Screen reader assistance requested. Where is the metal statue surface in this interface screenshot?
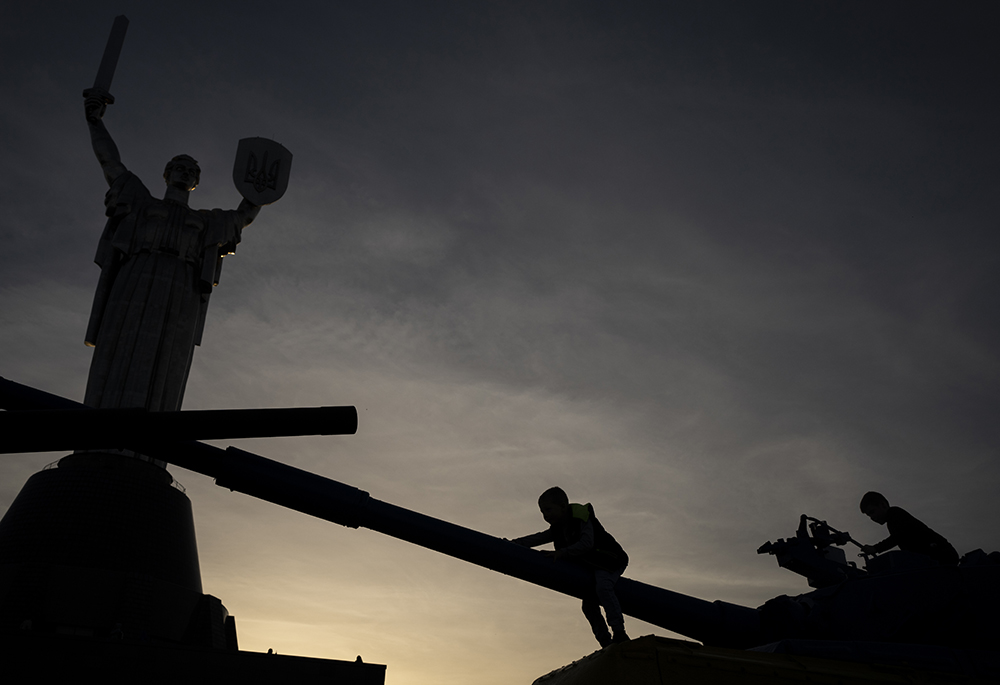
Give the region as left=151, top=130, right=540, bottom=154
left=81, top=18, right=289, bottom=416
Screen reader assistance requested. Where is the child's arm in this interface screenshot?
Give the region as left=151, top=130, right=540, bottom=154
left=862, top=535, right=895, bottom=556
left=511, top=530, right=554, bottom=548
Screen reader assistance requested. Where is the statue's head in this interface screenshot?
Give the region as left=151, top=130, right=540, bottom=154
left=164, top=154, right=201, bottom=191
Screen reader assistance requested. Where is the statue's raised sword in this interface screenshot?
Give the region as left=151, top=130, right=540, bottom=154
left=83, top=14, right=129, bottom=104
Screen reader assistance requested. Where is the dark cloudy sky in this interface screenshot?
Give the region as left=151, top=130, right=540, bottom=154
left=2, top=2, right=999, bottom=683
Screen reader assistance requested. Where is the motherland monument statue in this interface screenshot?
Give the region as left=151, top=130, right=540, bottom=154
left=0, top=16, right=298, bottom=652
left=81, top=16, right=291, bottom=431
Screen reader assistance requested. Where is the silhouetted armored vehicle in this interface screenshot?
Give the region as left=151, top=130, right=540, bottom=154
left=3, top=376, right=999, bottom=683
left=535, top=516, right=1000, bottom=683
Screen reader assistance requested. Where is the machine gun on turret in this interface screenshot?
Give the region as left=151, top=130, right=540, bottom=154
left=757, top=514, right=868, bottom=589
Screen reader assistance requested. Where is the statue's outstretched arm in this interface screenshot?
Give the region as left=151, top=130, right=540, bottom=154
left=236, top=198, right=261, bottom=227
left=83, top=90, right=126, bottom=186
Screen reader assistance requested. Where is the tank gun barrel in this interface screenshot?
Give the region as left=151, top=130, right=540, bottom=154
left=0, top=376, right=761, bottom=648
left=0, top=405, right=358, bottom=453
left=214, top=447, right=761, bottom=648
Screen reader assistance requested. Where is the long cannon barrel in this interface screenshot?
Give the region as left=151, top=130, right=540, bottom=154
left=213, top=446, right=762, bottom=648
left=0, top=376, right=762, bottom=648
left=0, top=406, right=358, bottom=453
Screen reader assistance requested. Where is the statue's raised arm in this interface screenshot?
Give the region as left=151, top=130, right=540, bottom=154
left=83, top=89, right=126, bottom=186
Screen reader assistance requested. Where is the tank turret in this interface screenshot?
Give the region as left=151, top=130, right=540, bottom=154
left=757, top=513, right=1000, bottom=651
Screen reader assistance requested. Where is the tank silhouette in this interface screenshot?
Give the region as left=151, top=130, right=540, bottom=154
left=755, top=515, right=1000, bottom=651
left=3, top=376, right=999, bottom=680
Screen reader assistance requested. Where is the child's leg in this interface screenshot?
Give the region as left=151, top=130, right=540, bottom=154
left=581, top=597, right=611, bottom=647
left=594, top=567, right=627, bottom=640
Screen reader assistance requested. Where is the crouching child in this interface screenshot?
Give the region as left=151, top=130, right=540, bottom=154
left=512, top=486, right=629, bottom=648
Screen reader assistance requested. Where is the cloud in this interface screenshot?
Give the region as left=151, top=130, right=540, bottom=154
left=2, top=5, right=999, bottom=684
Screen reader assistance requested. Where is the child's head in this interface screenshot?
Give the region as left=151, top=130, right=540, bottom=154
left=538, top=486, right=570, bottom=525
left=860, top=491, right=890, bottom=524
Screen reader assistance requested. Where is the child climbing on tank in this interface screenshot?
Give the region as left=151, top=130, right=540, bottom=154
left=511, top=486, right=630, bottom=648
left=859, top=491, right=959, bottom=565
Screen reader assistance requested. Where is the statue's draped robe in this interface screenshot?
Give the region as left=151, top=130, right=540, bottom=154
left=84, top=171, right=245, bottom=412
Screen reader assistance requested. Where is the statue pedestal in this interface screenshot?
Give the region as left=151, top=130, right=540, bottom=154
left=0, top=452, right=229, bottom=647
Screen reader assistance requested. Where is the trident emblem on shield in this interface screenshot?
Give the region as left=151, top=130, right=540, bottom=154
left=245, top=151, right=280, bottom=194
left=233, top=137, right=293, bottom=205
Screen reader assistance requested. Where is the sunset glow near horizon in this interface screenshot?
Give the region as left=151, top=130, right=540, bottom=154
left=2, top=3, right=999, bottom=684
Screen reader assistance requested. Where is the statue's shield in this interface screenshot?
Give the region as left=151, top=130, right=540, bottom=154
left=233, top=137, right=292, bottom=205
